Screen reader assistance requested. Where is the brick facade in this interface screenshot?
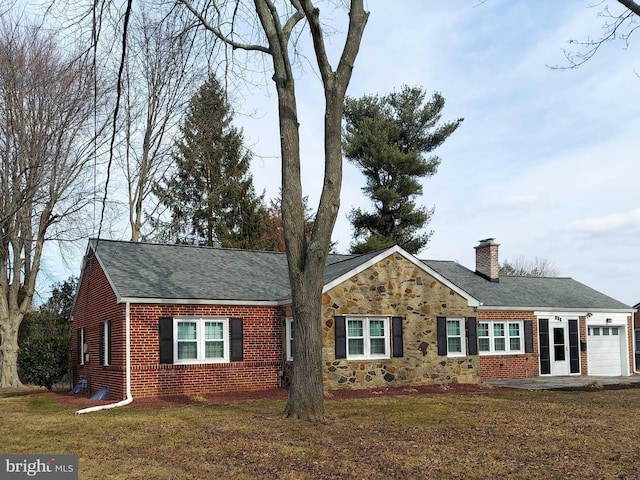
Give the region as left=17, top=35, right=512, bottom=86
left=128, top=304, right=282, bottom=398
left=477, top=311, right=539, bottom=380
left=72, top=252, right=126, bottom=399
left=72, top=252, right=283, bottom=400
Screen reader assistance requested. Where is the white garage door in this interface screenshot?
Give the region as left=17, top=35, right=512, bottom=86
left=587, top=326, right=622, bottom=376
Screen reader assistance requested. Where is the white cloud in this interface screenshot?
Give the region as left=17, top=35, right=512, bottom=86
left=567, top=209, right=640, bottom=234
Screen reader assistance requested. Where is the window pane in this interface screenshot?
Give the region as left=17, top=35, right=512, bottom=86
left=205, top=322, right=223, bottom=340
left=178, top=342, right=197, bottom=359
left=370, top=338, right=386, bottom=355
left=348, top=320, right=363, bottom=337
left=348, top=338, right=364, bottom=355
left=447, top=320, right=460, bottom=336
left=593, top=328, right=600, bottom=336
left=510, top=338, right=521, bottom=351
left=479, top=338, right=490, bottom=352
left=205, top=341, right=224, bottom=358
left=494, top=338, right=506, bottom=351
left=448, top=337, right=462, bottom=353
left=493, top=323, right=505, bottom=337
left=177, top=322, right=197, bottom=340
left=369, top=320, right=385, bottom=337
left=612, top=327, right=619, bottom=336
left=478, top=323, right=489, bottom=336
left=603, top=327, right=610, bottom=336
left=509, top=323, right=520, bottom=337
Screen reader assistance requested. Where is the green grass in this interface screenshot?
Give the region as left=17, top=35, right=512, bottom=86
left=1, top=389, right=640, bottom=479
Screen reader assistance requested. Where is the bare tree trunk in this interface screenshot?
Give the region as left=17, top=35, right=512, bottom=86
left=252, top=0, right=367, bottom=420
left=170, top=0, right=367, bottom=420
left=0, top=315, right=23, bottom=387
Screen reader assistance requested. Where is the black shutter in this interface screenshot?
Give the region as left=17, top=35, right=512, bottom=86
left=392, top=316, right=404, bottom=357
left=230, top=318, right=243, bottom=361
left=99, top=322, right=105, bottom=366
left=159, top=317, right=174, bottom=364
left=106, top=320, right=112, bottom=366
left=466, top=317, right=478, bottom=355
left=539, top=319, right=550, bottom=374
left=524, top=320, right=534, bottom=353
left=437, top=316, right=447, bottom=356
left=334, top=316, right=346, bottom=359
left=569, top=319, right=580, bottom=374
left=77, top=328, right=82, bottom=364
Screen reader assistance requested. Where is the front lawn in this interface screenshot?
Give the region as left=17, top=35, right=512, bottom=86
left=1, top=387, right=639, bottom=479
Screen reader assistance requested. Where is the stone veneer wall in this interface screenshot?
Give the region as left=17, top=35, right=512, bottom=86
left=320, top=253, right=480, bottom=389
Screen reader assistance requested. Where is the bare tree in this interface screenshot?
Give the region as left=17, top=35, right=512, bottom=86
left=119, top=6, right=204, bottom=242
left=500, top=256, right=559, bottom=277
left=559, top=0, right=640, bottom=68
left=0, top=19, right=102, bottom=387
left=174, top=0, right=368, bottom=420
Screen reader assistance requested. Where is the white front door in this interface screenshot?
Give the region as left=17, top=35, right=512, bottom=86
left=550, top=321, right=570, bottom=376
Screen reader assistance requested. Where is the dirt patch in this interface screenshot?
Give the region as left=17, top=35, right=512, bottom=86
left=52, top=382, right=496, bottom=409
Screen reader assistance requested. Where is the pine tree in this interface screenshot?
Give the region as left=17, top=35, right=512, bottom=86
left=343, top=85, right=462, bottom=254
left=153, top=75, right=272, bottom=249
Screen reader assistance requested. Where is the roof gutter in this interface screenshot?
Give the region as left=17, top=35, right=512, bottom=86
left=76, top=301, right=133, bottom=414
left=477, top=306, right=635, bottom=314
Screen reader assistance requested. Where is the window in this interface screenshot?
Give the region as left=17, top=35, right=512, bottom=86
left=174, top=318, right=229, bottom=364
left=345, top=316, right=390, bottom=360
left=100, top=320, right=111, bottom=366
left=635, top=330, right=640, bottom=352
left=477, top=321, right=524, bottom=355
left=285, top=318, right=294, bottom=361
left=446, top=319, right=464, bottom=355
left=78, top=327, right=88, bottom=365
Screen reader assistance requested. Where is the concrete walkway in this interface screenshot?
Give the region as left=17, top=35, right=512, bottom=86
left=486, top=375, right=640, bottom=391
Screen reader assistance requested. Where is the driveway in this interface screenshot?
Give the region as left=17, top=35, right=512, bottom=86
left=486, top=375, right=640, bottom=390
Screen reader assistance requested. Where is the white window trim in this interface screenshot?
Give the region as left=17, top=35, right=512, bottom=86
left=446, top=318, right=466, bottom=358
left=478, top=320, right=524, bottom=355
left=285, top=318, right=294, bottom=362
left=173, top=317, right=230, bottom=365
left=346, top=316, right=391, bottom=360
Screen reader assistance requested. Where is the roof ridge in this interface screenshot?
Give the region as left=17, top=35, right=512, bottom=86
left=92, top=238, right=289, bottom=256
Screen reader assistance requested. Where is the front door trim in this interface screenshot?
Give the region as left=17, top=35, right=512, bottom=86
left=538, top=317, right=580, bottom=376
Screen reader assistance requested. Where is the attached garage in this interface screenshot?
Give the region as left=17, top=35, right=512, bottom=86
left=587, top=325, right=624, bottom=376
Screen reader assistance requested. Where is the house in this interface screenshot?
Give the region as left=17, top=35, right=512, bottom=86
left=71, top=238, right=634, bottom=400
left=425, top=239, right=634, bottom=380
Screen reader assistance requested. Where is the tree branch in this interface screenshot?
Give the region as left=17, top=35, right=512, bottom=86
left=178, top=0, right=272, bottom=53
left=618, top=0, right=640, bottom=17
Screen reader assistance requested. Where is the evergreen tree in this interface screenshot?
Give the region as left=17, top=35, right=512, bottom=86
left=343, top=85, right=462, bottom=254
left=153, top=74, right=271, bottom=249
left=19, top=277, right=77, bottom=345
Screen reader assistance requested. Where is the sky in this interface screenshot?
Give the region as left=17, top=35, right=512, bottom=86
left=40, top=0, right=640, bottom=306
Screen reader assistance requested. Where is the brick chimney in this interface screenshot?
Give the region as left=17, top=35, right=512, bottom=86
left=475, top=238, right=500, bottom=282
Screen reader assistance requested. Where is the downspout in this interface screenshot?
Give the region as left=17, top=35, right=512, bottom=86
left=76, top=302, right=133, bottom=414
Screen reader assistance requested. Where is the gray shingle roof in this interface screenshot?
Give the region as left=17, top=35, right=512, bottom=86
left=90, top=239, right=374, bottom=303
left=88, top=239, right=631, bottom=311
left=423, top=259, right=631, bottom=311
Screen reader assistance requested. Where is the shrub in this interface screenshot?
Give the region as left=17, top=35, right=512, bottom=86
left=18, top=335, right=70, bottom=390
